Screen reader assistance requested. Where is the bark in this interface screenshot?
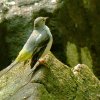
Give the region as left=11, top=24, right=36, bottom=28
left=0, top=52, right=99, bottom=100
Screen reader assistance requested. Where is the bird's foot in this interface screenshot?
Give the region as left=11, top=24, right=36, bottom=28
left=27, top=58, right=46, bottom=77
left=27, top=61, right=40, bottom=76
left=38, top=58, right=45, bottom=64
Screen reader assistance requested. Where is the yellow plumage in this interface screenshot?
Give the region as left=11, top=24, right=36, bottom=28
left=15, top=49, right=32, bottom=62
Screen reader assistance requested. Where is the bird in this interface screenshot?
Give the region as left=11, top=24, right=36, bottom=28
left=0, top=17, right=53, bottom=77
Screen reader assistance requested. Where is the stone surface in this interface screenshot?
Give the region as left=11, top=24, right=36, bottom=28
left=0, top=52, right=99, bottom=100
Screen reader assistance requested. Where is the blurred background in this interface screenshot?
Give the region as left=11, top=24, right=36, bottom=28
left=0, top=0, right=100, bottom=79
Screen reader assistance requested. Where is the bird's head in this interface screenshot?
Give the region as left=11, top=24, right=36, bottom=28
left=34, top=17, right=48, bottom=29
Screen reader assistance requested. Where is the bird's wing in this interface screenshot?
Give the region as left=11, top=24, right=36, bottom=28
left=30, top=30, right=50, bottom=67
left=15, top=30, right=50, bottom=62
left=32, top=30, right=50, bottom=55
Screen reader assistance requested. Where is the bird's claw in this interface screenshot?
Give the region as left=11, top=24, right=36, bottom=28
left=38, top=58, right=45, bottom=64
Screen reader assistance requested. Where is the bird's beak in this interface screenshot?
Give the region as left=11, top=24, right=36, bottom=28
left=44, top=17, right=49, bottom=20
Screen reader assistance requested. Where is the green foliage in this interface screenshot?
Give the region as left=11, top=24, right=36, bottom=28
left=66, top=42, right=79, bottom=67
left=81, top=47, right=93, bottom=69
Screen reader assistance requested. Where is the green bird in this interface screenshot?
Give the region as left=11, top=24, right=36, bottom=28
left=0, top=17, right=53, bottom=77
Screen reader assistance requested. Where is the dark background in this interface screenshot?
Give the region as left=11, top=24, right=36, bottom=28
left=0, top=0, right=100, bottom=79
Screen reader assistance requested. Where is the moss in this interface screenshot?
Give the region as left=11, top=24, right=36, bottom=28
left=39, top=85, right=54, bottom=100
left=0, top=52, right=100, bottom=99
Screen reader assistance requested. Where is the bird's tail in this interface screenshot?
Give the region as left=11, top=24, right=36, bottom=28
left=0, top=61, right=18, bottom=78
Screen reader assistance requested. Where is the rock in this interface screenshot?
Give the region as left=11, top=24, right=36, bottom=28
left=0, top=52, right=99, bottom=100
